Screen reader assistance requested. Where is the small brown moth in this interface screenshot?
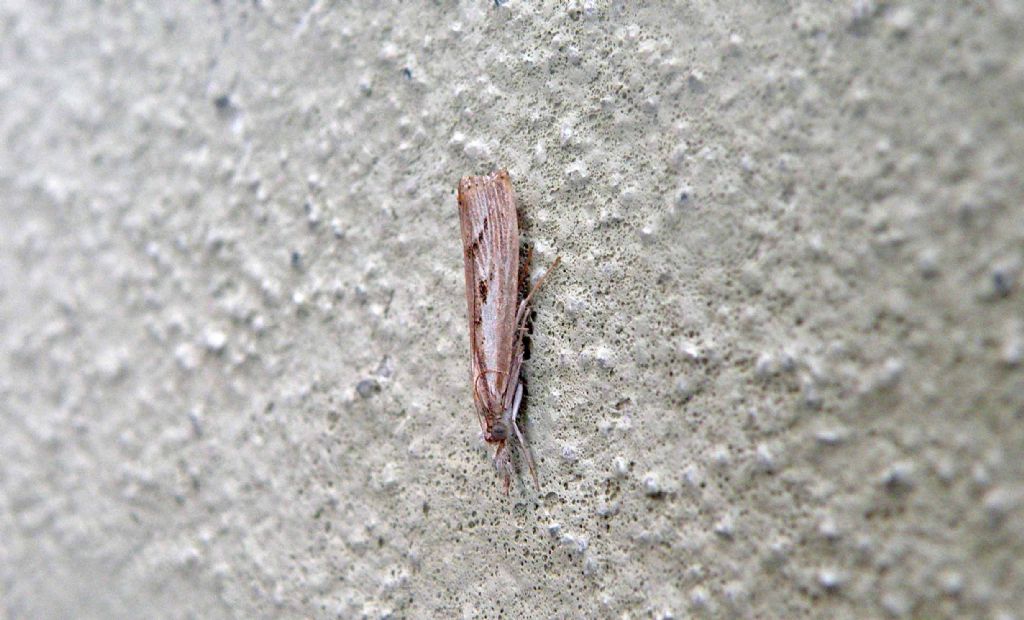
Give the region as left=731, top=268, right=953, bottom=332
left=457, top=169, right=560, bottom=494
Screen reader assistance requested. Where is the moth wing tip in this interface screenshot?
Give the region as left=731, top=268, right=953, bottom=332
left=456, top=177, right=475, bottom=206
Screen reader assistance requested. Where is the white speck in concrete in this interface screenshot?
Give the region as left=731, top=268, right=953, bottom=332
left=642, top=472, right=663, bottom=497
left=938, top=569, right=964, bottom=596
left=675, top=376, right=697, bottom=400
left=917, top=247, right=940, bottom=278
left=982, top=486, right=1022, bottom=527
left=174, top=342, right=200, bottom=370
left=533, top=140, right=547, bottom=164
left=887, top=7, right=916, bottom=35
left=463, top=139, right=491, bottom=161
left=754, top=352, right=777, bottom=378
left=815, top=427, right=849, bottom=446
left=559, top=123, right=573, bottom=145
left=880, top=461, right=916, bottom=493
left=681, top=463, right=704, bottom=490
left=1000, top=321, right=1023, bottom=366
left=880, top=590, right=912, bottom=617
left=710, top=445, right=731, bottom=469
left=875, top=357, right=905, bottom=390
left=689, top=586, right=710, bottom=610
left=713, top=513, right=735, bottom=539
left=565, top=160, right=589, bottom=186
left=851, top=0, right=876, bottom=24
left=817, top=567, right=845, bottom=592
left=753, top=444, right=776, bottom=473
left=203, top=328, right=227, bottom=353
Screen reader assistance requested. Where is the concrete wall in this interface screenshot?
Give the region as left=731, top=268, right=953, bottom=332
left=2, top=1, right=1022, bottom=618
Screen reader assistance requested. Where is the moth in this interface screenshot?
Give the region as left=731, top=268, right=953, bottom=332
left=457, top=169, right=560, bottom=494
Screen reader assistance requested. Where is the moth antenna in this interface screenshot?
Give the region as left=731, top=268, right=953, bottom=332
left=493, top=443, right=513, bottom=496
left=503, top=472, right=511, bottom=496
left=505, top=383, right=539, bottom=490
left=513, top=420, right=539, bottom=490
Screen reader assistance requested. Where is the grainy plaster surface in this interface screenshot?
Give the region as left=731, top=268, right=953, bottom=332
left=2, top=1, right=1023, bottom=618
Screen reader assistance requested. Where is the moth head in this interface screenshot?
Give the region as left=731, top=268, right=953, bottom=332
left=487, top=422, right=507, bottom=442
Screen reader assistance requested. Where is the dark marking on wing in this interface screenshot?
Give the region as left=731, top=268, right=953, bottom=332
left=475, top=216, right=489, bottom=247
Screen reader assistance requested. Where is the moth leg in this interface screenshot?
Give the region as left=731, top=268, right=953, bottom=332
left=507, top=382, right=539, bottom=490
left=514, top=256, right=562, bottom=331
left=509, top=255, right=561, bottom=393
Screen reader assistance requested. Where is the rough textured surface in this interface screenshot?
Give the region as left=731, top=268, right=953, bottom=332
left=2, top=1, right=1023, bottom=618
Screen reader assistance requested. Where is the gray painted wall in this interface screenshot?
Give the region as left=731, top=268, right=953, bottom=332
left=2, top=1, right=1022, bottom=618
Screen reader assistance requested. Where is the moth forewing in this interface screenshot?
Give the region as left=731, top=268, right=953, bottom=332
left=457, top=171, right=519, bottom=414
left=456, top=169, right=557, bottom=493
